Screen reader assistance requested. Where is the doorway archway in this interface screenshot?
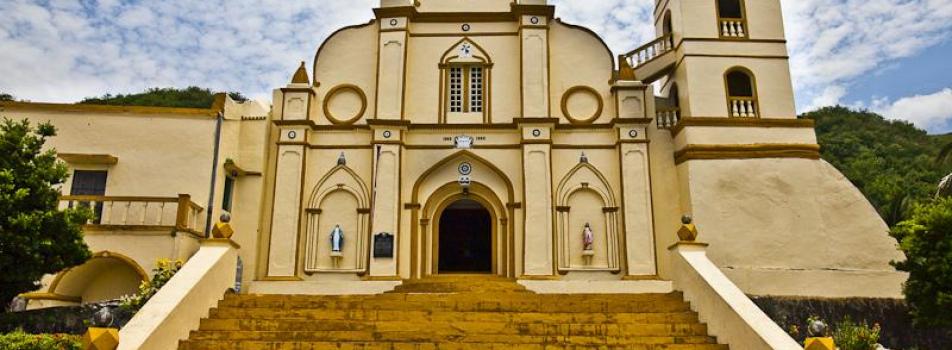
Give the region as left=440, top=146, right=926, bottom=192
left=436, top=199, right=493, bottom=273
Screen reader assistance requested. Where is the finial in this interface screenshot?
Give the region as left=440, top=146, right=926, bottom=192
left=677, top=214, right=698, bottom=242
left=220, top=212, right=232, bottom=223
left=580, top=152, right=589, bottom=163
left=291, top=61, right=310, bottom=85
left=337, top=152, right=347, bottom=166
left=618, top=55, right=636, bottom=81
left=681, top=215, right=692, bottom=225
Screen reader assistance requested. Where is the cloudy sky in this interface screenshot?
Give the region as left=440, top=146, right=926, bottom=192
left=1, top=0, right=951, bottom=132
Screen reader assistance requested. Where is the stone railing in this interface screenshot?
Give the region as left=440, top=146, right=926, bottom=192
left=622, top=34, right=675, bottom=70
left=720, top=18, right=747, bottom=38
left=118, top=239, right=239, bottom=350
left=657, top=107, right=681, bottom=130
left=59, top=194, right=205, bottom=236
left=728, top=97, right=759, bottom=118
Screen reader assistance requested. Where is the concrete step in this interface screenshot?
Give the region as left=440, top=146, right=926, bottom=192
left=215, top=298, right=691, bottom=313
left=187, top=330, right=718, bottom=344
left=197, top=318, right=710, bottom=337
left=179, top=340, right=730, bottom=350
left=207, top=308, right=703, bottom=324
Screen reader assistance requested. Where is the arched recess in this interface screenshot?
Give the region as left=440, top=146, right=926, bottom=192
left=555, top=162, right=621, bottom=272
left=724, top=66, right=759, bottom=118
left=410, top=150, right=516, bottom=279
left=439, top=38, right=493, bottom=124
left=48, top=251, right=148, bottom=303
left=302, top=164, right=371, bottom=273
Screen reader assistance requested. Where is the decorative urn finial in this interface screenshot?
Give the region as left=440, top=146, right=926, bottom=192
left=677, top=215, right=699, bottom=242
left=291, top=61, right=310, bottom=85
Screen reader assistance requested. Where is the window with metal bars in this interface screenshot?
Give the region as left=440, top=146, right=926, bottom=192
left=469, top=67, right=483, bottom=113
left=449, top=67, right=463, bottom=112
left=447, top=65, right=485, bottom=114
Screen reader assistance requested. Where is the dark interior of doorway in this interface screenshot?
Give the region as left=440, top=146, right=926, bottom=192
left=438, top=199, right=492, bottom=273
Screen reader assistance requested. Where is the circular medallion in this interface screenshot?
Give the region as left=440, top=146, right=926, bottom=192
left=287, top=131, right=297, bottom=140
left=461, top=24, right=471, bottom=32
left=560, top=86, right=604, bottom=125
left=323, top=84, right=368, bottom=125
left=383, top=130, right=392, bottom=139
left=389, top=19, right=398, bottom=26
left=532, top=129, right=542, bottom=137
left=628, top=130, right=639, bottom=138
left=458, top=162, right=472, bottom=175
left=530, top=16, right=540, bottom=24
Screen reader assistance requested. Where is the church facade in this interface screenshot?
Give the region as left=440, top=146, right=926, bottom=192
left=7, top=0, right=907, bottom=310
left=256, top=0, right=905, bottom=297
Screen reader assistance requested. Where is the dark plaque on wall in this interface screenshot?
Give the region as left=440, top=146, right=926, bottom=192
left=373, top=232, right=394, bottom=258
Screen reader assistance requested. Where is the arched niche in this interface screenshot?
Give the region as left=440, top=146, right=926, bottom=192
left=302, top=164, right=371, bottom=274
left=48, top=251, right=148, bottom=303
left=555, top=162, right=621, bottom=272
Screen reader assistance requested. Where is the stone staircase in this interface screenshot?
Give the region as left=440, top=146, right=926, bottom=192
left=179, top=276, right=729, bottom=350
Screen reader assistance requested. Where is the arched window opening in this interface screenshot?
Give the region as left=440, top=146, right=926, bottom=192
left=657, top=84, right=681, bottom=130
left=725, top=69, right=759, bottom=118
left=662, top=11, right=675, bottom=47
left=716, top=0, right=747, bottom=38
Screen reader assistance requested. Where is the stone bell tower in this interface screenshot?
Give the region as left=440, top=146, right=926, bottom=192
left=644, top=0, right=796, bottom=119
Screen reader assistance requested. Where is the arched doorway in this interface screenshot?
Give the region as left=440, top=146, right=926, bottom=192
left=436, top=199, right=493, bottom=273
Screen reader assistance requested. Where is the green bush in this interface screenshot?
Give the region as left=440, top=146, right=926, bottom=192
left=0, top=330, right=81, bottom=350
left=832, top=317, right=882, bottom=350
left=119, top=259, right=183, bottom=312
left=891, top=197, right=952, bottom=328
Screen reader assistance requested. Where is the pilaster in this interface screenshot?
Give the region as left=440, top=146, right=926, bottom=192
left=518, top=118, right=556, bottom=276
left=266, top=126, right=308, bottom=279
left=368, top=121, right=407, bottom=277
left=375, top=13, right=409, bottom=120
left=519, top=13, right=550, bottom=118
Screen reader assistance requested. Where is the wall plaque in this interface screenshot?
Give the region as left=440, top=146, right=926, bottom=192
left=373, top=232, right=394, bottom=258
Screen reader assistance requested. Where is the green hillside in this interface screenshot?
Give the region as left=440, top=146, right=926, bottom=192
left=801, top=106, right=952, bottom=225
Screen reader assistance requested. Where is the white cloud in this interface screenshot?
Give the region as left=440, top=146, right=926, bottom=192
left=871, top=88, right=952, bottom=131
left=781, top=0, right=952, bottom=110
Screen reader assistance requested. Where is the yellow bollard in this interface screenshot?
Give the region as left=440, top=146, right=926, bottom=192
left=82, top=327, right=119, bottom=350
left=804, top=337, right=835, bottom=350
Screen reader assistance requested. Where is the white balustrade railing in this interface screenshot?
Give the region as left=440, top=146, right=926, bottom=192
left=59, top=194, right=205, bottom=234
left=720, top=19, right=747, bottom=38
left=728, top=97, right=758, bottom=118
left=657, top=107, right=681, bottom=130
left=622, top=34, right=674, bottom=70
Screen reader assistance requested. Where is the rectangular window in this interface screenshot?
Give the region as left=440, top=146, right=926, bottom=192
left=469, top=67, right=483, bottom=113
left=70, top=170, right=108, bottom=224
left=222, top=176, right=236, bottom=212
left=449, top=67, right=463, bottom=113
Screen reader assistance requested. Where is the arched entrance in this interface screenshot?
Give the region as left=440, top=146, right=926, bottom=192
left=437, top=199, right=493, bottom=273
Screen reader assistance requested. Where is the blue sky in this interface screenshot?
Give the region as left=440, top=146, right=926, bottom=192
left=1, top=0, right=950, bottom=132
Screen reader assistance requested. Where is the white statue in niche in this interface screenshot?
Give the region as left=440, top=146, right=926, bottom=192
left=330, top=225, right=344, bottom=253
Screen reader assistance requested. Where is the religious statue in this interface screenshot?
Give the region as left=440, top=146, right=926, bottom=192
left=582, top=223, right=594, bottom=251
left=329, top=225, right=344, bottom=253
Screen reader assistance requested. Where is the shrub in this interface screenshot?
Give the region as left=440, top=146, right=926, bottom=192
left=119, top=259, right=183, bottom=312
left=833, top=317, right=882, bottom=350
left=0, top=330, right=81, bottom=350
left=890, top=197, right=952, bottom=328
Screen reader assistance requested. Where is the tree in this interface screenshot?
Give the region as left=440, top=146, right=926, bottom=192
left=0, top=93, right=13, bottom=102
left=79, top=87, right=246, bottom=108
left=0, top=118, right=91, bottom=308
left=890, top=197, right=952, bottom=327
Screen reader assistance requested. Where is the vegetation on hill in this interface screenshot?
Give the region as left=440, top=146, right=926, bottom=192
left=0, top=93, right=13, bottom=102
left=891, top=197, right=952, bottom=328
left=801, top=106, right=952, bottom=225
left=79, top=86, right=247, bottom=108
left=0, top=118, right=92, bottom=308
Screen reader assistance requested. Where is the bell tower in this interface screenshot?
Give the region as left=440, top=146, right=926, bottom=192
left=643, top=0, right=796, bottom=120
